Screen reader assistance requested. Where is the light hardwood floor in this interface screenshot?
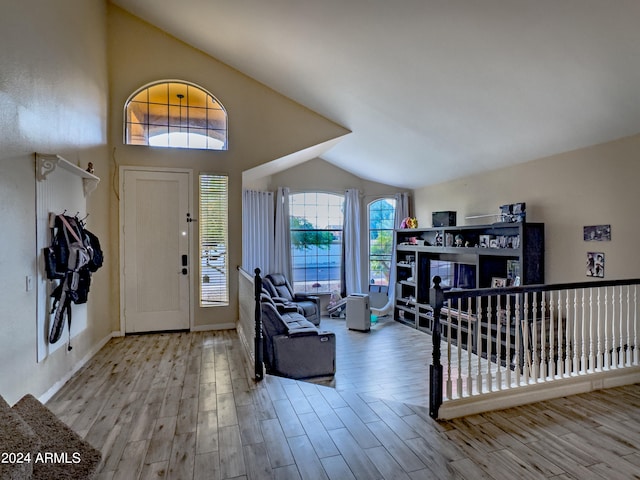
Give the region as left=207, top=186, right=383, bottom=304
left=47, top=316, right=640, bottom=479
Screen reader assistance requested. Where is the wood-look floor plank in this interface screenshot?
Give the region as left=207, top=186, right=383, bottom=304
left=261, top=417, right=295, bottom=468
left=297, top=411, right=340, bottom=459
left=328, top=427, right=384, bottom=479
left=218, top=425, right=247, bottom=478
left=320, top=455, right=356, bottom=480
left=287, top=434, right=329, bottom=480
left=167, top=432, right=196, bottom=480
left=364, top=445, right=413, bottom=480
left=43, top=318, right=639, bottom=480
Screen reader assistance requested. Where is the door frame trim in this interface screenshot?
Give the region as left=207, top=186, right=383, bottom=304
left=118, top=166, right=194, bottom=335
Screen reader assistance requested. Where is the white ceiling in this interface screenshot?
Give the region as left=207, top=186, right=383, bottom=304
left=112, top=0, right=640, bottom=189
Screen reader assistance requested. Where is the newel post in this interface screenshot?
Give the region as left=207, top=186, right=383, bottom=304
left=429, top=275, right=444, bottom=418
left=254, top=268, right=264, bottom=380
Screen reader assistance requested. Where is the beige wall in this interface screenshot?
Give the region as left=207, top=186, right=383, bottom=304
left=0, top=0, right=110, bottom=404
left=107, top=6, right=348, bottom=328
left=413, top=134, right=640, bottom=283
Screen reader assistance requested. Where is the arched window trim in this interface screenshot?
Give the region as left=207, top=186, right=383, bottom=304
left=123, top=79, right=228, bottom=151
left=367, top=197, right=396, bottom=287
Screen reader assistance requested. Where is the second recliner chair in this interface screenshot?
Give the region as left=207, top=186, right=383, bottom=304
left=263, top=273, right=320, bottom=326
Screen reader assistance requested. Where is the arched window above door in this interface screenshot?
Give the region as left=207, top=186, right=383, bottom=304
left=124, top=80, right=228, bottom=150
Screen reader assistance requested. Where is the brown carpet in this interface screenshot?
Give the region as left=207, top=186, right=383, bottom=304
left=0, top=395, right=40, bottom=479
left=11, top=394, right=102, bottom=480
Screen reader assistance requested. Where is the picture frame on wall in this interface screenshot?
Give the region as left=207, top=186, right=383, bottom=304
left=586, top=252, right=605, bottom=278
left=584, top=225, right=611, bottom=241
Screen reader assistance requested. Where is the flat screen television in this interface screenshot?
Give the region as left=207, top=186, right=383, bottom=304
left=430, top=259, right=476, bottom=290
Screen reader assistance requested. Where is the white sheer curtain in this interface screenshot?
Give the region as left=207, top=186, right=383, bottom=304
left=241, top=189, right=274, bottom=274
left=273, top=187, right=292, bottom=279
left=388, top=192, right=410, bottom=304
left=343, top=188, right=363, bottom=295
left=373, top=192, right=410, bottom=315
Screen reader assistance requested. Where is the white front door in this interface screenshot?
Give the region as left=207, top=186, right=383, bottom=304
left=121, top=168, right=192, bottom=333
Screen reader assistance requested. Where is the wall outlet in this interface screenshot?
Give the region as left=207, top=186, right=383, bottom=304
left=26, top=275, right=33, bottom=292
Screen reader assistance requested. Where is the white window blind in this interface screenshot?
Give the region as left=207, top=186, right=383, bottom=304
left=199, top=174, right=229, bottom=306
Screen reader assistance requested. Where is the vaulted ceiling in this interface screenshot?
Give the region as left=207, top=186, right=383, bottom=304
left=111, top=0, right=640, bottom=189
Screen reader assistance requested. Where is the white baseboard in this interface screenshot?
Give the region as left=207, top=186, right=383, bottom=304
left=191, top=323, right=237, bottom=332
left=38, top=331, right=118, bottom=404
left=437, top=366, right=640, bottom=420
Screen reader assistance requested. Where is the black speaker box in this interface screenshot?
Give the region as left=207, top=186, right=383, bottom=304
left=432, top=211, right=457, bottom=227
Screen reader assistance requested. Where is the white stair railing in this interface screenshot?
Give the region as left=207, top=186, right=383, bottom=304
left=429, top=278, right=640, bottom=419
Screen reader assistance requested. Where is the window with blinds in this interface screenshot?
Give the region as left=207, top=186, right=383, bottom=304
left=199, top=174, right=229, bottom=306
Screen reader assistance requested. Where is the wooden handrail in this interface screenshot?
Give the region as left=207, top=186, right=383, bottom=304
left=441, top=278, right=640, bottom=302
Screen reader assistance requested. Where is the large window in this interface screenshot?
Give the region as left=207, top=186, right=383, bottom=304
left=368, top=198, right=396, bottom=286
left=125, top=80, right=227, bottom=150
left=289, top=192, right=344, bottom=294
left=199, top=174, right=229, bottom=306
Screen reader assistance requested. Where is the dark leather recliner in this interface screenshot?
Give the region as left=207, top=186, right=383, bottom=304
left=264, top=273, right=320, bottom=326
left=260, top=297, right=335, bottom=379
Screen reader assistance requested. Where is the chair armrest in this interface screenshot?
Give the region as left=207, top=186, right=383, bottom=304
left=294, top=293, right=319, bottom=304
left=288, top=327, right=319, bottom=337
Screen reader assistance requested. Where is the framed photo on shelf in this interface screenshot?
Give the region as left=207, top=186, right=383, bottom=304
left=491, top=277, right=507, bottom=288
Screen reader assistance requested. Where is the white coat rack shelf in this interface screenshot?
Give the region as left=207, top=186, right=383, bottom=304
left=36, top=153, right=100, bottom=196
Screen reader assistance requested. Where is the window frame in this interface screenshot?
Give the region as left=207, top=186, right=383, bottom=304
left=367, top=197, right=396, bottom=287
left=199, top=173, right=229, bottom=307
left=289, top=191, right=344, bottom=294
left=124, top=79, right=228, bottom=151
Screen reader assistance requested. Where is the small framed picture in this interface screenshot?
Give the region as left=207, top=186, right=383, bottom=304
left=587, top=252, right=605, bottom=278
left=479, top=235, right=491, bottom=248
left=584, top=225, right=611, bottom=241
left=491, top=277, right=507, bottom=288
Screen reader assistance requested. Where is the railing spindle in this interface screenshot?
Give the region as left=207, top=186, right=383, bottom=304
left=523, top=292, right=530, bottom=383
left=514, top=293, right=521, bottom=386
left=634, top=285, right=639, bottom=366
left=487, top=297, right=493, bottom=391
left=532, top=291, right=539, bottom=381
left=597, top=287, right=603, bottom=371
left=456, top=298, right=463, bottom=398
left=564, top=290, right=571, bottom=376
left=446, top=303, right=453, bottom=399
left=573, top=288, right=586, bottom=375
left=476, top=296, right=483, bottom=394
left=505, top=295, right=512, bottom=387
left=626, top=285, right=631, bottom=367
left=541, top=292, right=548, bottom=380
left=467, top=298, right=473, bottom=396
left=496, top=294, right=503, bottom=389
left=589, top=288, right=595, bottom=372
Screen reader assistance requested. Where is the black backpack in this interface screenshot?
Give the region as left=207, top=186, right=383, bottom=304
left=45, top=214, right=103, bottom=348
